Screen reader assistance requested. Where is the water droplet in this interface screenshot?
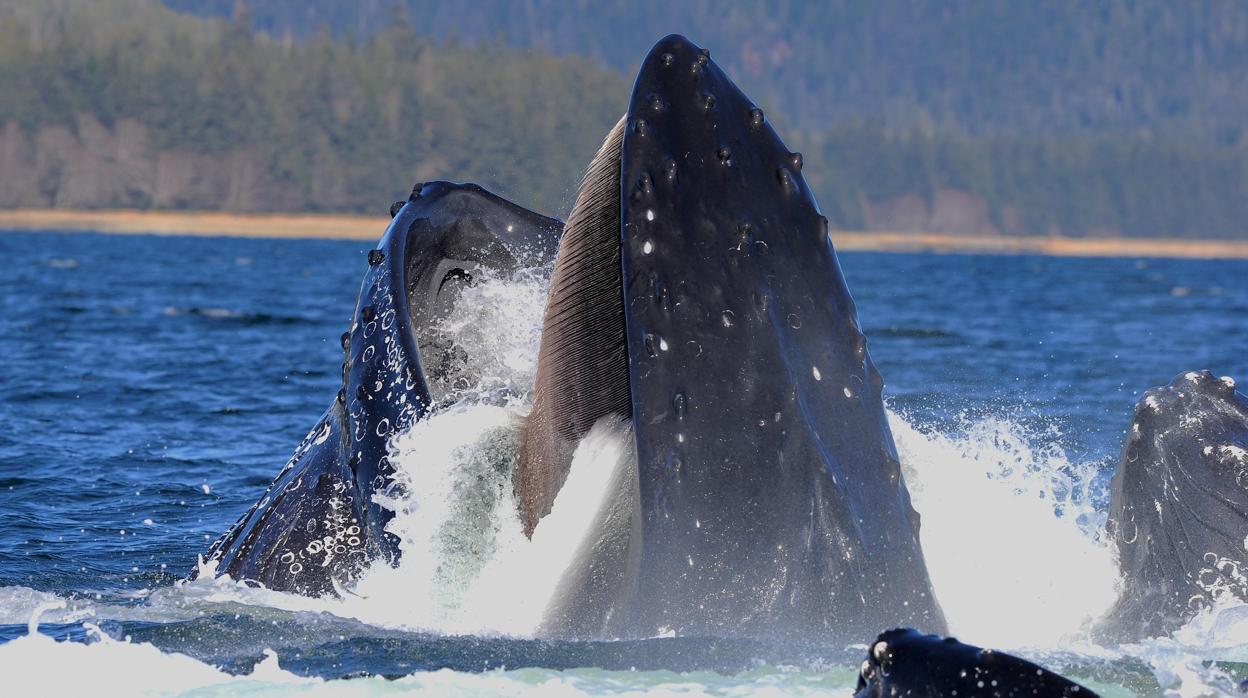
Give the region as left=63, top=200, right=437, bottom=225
left=659, top=337, right=669, bottom=351
left=646, top=209, right=655, bottom=221
left=644, top=333, right=659, bottom=357
left=673, top=392, right=687, bottom=420
left=787, top=313, right=802, bottom=329
left=843, top=386, right=853, bottom=398
left=749, top=108, right=764, bottom=127
left=721, top=310, right=735, bottom=328
left=643, top=240, right=654, bottom=255
left=812, top=366, right=822, bottom=381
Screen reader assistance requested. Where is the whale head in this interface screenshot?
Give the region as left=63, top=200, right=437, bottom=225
left=517, top=34, right=945, bottom=642
left=1098, top=369, right=1248, bottom=642
left=197, top=182, right=560, bottom=594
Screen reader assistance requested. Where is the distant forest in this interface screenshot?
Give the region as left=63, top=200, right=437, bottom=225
left=1, top=0, right=1246, bottom=238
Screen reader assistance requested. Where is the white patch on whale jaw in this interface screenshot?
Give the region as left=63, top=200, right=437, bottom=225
left=531, top=416, right=641, bottom=639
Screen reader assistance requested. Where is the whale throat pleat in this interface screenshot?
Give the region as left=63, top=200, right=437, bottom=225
left=518, top=115, right=629, bottom=537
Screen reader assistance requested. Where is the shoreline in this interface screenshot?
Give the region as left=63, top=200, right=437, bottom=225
left=3, top=208, right=1247, bottom=260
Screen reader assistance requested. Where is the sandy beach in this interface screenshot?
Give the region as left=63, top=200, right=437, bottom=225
left=2, top=208, right=1246, bottom=260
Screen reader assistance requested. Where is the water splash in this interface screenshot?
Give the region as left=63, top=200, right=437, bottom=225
left=422, top=265, right=549, bottom=405
left=889, top=410, right=1121, bottom=649
left=344, top=409, right=636, bottom=637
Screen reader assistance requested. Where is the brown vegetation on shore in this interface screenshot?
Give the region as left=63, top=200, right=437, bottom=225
left=5, top=208, right=1248, bottom=260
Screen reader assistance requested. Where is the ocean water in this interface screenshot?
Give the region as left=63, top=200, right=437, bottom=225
left=1, top=229, right=1247, bottom=696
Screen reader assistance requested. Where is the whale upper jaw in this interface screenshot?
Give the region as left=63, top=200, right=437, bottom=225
left=1097, top=369, right=1248, bottom=642
left=519, top=34, right=946, bottom=642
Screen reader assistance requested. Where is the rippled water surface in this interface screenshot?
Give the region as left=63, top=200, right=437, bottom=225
left=1, top=230, right=1247, bottom=696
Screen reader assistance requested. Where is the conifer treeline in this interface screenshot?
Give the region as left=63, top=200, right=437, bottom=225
left=1, top=0, right=1245, bottom=238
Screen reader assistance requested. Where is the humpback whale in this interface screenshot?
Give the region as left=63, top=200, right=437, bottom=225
left=198, top=34, right=943, bottom=644
left=854, top=628, right=1096, bottom=697
left=1096, top=369, right=1248, bottom=642
left=517, top=35, right=944, bottom=641
left=195, top=182, right=560, bottom=594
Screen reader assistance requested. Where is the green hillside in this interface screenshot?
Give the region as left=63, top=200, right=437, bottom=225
left=1, top=0, right=1245, bottom=238
left=165, top=0, right=1248, bottom=143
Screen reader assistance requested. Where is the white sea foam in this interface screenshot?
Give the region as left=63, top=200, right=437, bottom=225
left=0, top=616, right=312, bottom=696
left=0, top=619, right=855, bottom=697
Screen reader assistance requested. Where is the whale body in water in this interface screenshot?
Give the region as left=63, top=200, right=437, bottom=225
left=197, top=34, right=945, bottom=643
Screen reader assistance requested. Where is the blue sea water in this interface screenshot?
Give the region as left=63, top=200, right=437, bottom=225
left=1, top=229, right=1246, bottom=695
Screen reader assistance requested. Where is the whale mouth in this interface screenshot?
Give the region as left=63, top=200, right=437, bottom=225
left=393, top=182, right=562, bottom=406
left=410, top=256, right=484, bottom=400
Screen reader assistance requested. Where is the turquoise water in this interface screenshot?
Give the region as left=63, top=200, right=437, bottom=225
left=1, top=230, right=1246, bottom=695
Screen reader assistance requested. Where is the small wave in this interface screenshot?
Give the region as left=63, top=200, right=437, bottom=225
left=0, top=623, right=852, bottom=697
left=160, top=306, right=312, bottom=325
left=868, top=325, right=961, bottom=340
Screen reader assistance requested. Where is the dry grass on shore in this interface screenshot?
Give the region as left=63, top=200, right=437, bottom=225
left=3, top=208, right=1248, bottom=260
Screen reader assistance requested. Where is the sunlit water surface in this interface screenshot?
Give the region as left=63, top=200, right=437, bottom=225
left=1, top=231, right=1247, bottom=696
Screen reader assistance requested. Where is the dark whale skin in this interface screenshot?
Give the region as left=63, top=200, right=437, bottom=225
left=855, top=628, right=1096, bottom=697
left=618, top=35, right=945, bottom=641
left=1096, top=369, right=1248, bottom=643
left=195, top=182, right=560, bottom=594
